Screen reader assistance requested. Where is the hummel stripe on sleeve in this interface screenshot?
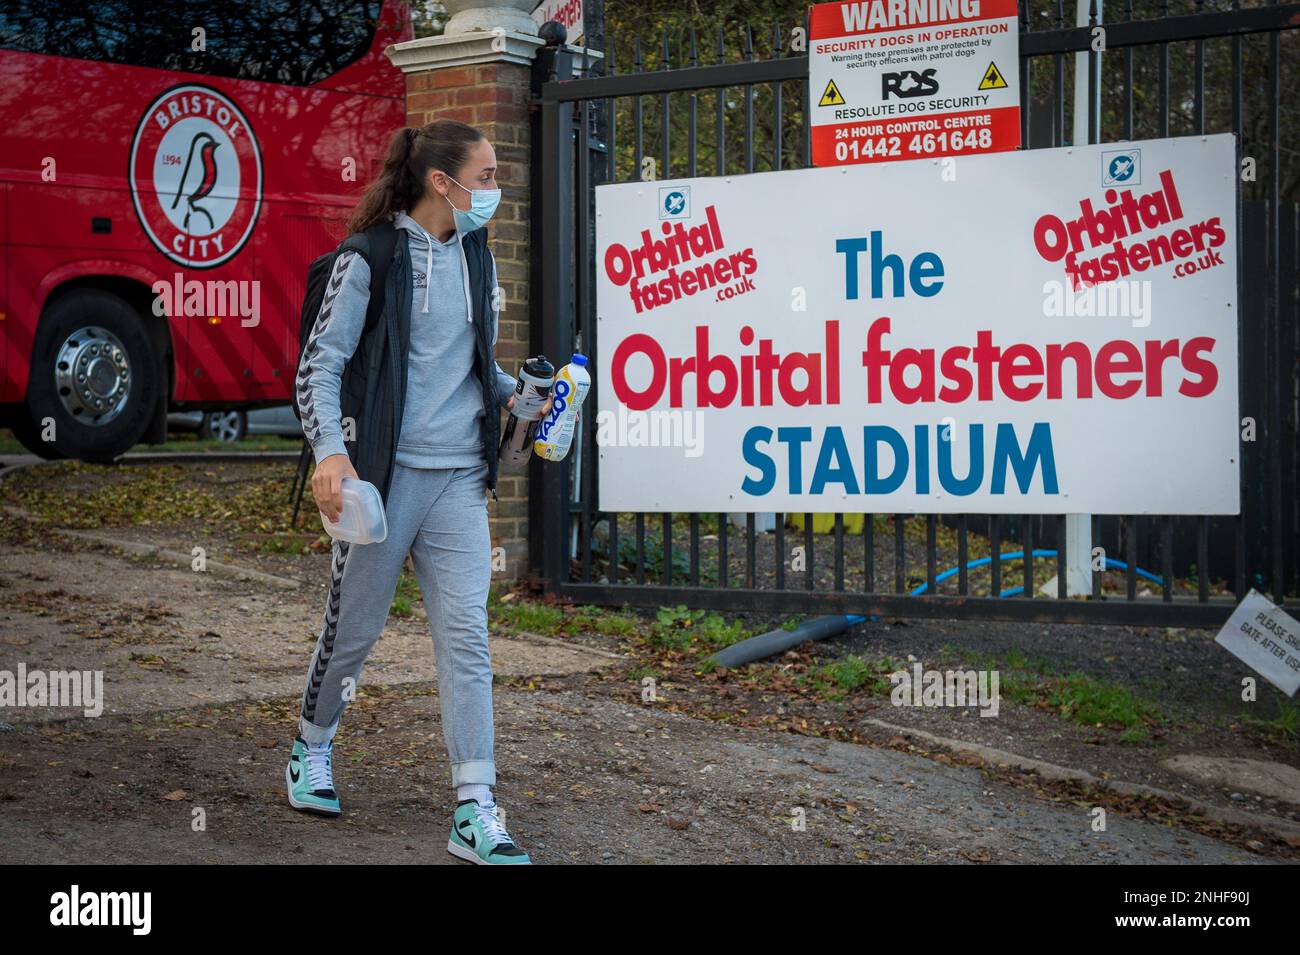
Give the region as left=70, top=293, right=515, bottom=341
left=295, top=249, right=372, bottom=465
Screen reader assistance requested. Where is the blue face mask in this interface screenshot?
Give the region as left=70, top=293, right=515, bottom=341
left=445, top=173, right=501, bottom=231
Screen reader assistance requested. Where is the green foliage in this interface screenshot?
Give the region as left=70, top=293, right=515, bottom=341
left=1046, top=673, right=1162, bottom=734
left=487, top=597, right=643, bottom=639
left=1241, top=699, right=1300, bottom=741
left=603, top=528, right=696, bottom=584
left=390, top=571, right=420, bottom=618
left=648, top=604, right=749, bottom=650
left=492, top=599, right=565, bottom=633
left=801, top=655, right=902, bottom=700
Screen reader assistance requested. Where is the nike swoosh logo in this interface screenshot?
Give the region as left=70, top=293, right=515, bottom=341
left=457, top=820, right=476, bottom=848
left=289, top=765, right=300, bottom=783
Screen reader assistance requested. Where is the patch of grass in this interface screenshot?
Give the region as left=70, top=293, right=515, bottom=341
left=491, top=600, right=566, bottom=634
left=0, top=427, right=307, bottom=456
left=997, top=669, right=1041, bottom=707
left=255, top=534, right=319, bottom=555
left=1002, top=647, right=1054, bottom=676
left=1242, top=700, right=1300, bottom=741
left=485, top=596, right=645, bottom=640
left=389, top=571, right=420, bottom=618
left=872, top=645, right=1164, bottom=740
left=648, top=605, right=750, bottom=651
left=147, top=433, right=305, bottom=453
left=563, top=606, right=641, bottom=637
left=1044, top=673, right=1162, bottom=736
left=801, top=655, right=904, bottom=701
left=2, top=459, right=296, bottom=533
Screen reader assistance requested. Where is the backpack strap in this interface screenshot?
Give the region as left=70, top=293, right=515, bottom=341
left=360, top=221, right=399, bottom=332
left=335, top=221, right=397, bottom=333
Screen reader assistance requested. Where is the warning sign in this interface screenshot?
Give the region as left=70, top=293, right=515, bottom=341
left=807, top=0, right=1022, bottom=166
left=819, top=78, right=847, bottom=106
left=978, top=61, right=1008, bottom=90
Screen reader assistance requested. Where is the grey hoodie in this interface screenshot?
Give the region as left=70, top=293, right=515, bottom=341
left=301, top=210, right=516, bottom=470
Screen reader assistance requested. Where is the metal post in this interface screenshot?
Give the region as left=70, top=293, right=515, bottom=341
left=1063, top=0, right=1102, bottom=597
left=531, top=45, right=576, bottom=592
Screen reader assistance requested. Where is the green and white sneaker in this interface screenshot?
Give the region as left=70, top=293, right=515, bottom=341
left=447, top=798, right=532, bottom=864
left=285, top=735, right=341, bottom=817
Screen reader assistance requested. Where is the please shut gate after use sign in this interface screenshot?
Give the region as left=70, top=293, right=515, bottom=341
left=808, top=0, right=1022, bottom=166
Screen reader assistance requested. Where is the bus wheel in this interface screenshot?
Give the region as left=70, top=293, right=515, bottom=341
left=25, top=290, right=161, bottom=463
left=199, top=409, right=247, bottom=442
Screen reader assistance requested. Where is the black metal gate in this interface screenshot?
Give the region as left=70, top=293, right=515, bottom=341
left=528, top=0, right=1299, bottom=625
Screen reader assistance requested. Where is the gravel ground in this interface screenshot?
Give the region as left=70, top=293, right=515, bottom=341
left=1, top=457, right=1296, bottom=864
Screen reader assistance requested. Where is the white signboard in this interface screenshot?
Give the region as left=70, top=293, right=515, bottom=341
left=808, top=0, right=1021, bottom=166
left=594, top=135, right=1239, bottom=514
left=1215, top=590, right=1300, bottom=697
left=533, top=0, right=584, bottom=44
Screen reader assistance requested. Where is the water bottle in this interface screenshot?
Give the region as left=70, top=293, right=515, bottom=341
left=498, top=356, right=555, bottom=465
left=533, top=354, right=590, bottom=462
left=319, top=477, right=388, bottom=544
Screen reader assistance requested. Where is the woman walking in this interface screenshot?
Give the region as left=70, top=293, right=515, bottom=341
left=286, top=119, right=539, bottom=865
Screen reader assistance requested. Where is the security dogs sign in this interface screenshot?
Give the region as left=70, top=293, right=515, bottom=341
left=593, top=135, right=1239, bottom=514
left=808, top=0, right=1021, bottom=166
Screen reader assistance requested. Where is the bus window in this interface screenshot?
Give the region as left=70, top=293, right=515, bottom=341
left=0, top=0, right=383, bottom=86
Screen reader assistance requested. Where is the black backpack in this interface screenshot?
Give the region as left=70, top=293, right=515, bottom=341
left=292, top=221, right=399, bottom=421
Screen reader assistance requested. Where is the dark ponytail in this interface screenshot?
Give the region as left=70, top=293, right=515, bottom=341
left=347, top=119, right=486, bottom=234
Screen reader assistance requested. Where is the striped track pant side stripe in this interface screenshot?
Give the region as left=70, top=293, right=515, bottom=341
left=301, top=537, right=351, bottom=723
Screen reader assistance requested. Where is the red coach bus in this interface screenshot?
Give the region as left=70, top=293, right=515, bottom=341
left=0, top=0, right=411, bottom=460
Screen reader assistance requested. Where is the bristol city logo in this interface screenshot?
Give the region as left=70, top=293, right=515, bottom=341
left=129, top=84, right=262, bottom=269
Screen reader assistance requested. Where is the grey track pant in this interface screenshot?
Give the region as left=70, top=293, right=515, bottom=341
left=298, top=460, right=496, bottom=788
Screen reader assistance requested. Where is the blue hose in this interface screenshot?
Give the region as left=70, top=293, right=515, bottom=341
left=909, top=549, right=1164, bottom=597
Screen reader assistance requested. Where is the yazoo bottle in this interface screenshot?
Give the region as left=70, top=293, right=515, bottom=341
left=499, top=356, right=555, bottom=465
left=319, top=477, right=388, bottom=544
left=533, top=354, right=590, bottom=462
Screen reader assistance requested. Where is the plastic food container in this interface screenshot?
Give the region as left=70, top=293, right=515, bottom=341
left=319, top=477, right=388, bottom=544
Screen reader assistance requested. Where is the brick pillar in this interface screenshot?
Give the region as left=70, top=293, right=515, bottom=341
left=388, top=25, right=598, bottom=582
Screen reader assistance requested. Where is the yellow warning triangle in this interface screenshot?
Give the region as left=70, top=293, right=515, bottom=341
left=818, top=78, right=846, bottom=107
left=978, top=61, right=1008, bottom=91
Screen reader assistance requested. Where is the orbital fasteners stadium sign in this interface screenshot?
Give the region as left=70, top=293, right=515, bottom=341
left=594, top=135, right=1239, bottom=514
left=808, top=0, right=1021, bottom=166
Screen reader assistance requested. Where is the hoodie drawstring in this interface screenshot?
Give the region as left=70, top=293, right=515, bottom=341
left=422, top=231, right=432, bottom=314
